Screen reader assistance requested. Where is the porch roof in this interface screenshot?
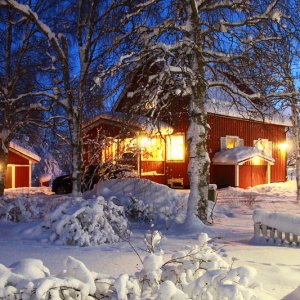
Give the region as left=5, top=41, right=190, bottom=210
left=212, top=146, right=275, bottom=165
left=84, top=111, right=174, bottom=135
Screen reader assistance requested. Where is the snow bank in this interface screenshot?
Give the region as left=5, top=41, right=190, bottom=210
left=0, top=232, right=267, bottom=299
left=87, top=178, right=188, bottom=228
left=253, top=209, right=300, bottom=236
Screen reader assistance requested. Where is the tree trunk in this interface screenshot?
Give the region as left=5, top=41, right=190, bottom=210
left=70, top=117, right=82, bottom=197
left=292, top=104, right=300, bottom=202
left=184, top=0, right=210, bottom=226
left=185, top=76, right=210, bottom=225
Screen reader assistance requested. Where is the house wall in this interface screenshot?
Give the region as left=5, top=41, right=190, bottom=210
left=84, top=109, right=287, bottom=188
left=5, top=150, right=32, bottom=189
left=207, top=114, right=287, bottom=183
left=8, top=151, right=29, bottom=165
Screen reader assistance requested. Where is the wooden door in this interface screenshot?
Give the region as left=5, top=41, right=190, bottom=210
left=15, top=166, right=30, bottom=188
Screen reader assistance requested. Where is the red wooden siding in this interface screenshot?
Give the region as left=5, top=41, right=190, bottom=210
left=207, top=114, right=287, bottom=184
left=141, top=161, right=165, bottom=174
left=15, top=166, right=30, bottom=188
left=8, top=151, right=29, bottom=165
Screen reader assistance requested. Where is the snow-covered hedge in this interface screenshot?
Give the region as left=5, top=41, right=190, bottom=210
left=40, top=197, right=131, bottom=246
left=0, top=233, right=262, bottom=300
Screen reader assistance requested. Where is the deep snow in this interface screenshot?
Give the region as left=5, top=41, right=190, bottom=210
left=0, top=180, right=300, bottom=299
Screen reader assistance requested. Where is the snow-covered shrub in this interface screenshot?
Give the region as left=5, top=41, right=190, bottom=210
left=0, top=197, right=41, bottom=222
left=41, top=197, right=131, bottom=246
left=0, top=233, right=264, bottom=299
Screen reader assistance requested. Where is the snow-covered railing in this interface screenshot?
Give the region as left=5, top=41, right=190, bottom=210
left=253, top=209, right=300, bottom=246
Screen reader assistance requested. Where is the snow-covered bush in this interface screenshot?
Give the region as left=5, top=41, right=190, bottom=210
left=0, top=233, right=264, bottom=299
left=0, top=197, right=41, bottom=222
left=41, top=197, right=131, bottom=246
left=89, top=179, right=187, bottom=229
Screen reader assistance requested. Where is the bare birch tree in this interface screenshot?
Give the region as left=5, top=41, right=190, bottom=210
left=98, top=0, right=282, bottom=225
left=237, top=0, right=300, bottom=201
left=0, top=3, right=53, bottom=196
left=0, top=0, right=120, bottom=195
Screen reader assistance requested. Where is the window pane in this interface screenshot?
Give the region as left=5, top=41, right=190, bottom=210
left=226, top=138, right=236, bottom=149
left=167, top=135, right=184, bottom=161
left=140, top=136, right=165, bottom=161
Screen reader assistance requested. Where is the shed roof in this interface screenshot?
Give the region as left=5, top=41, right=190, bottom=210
left=9, top=142, right=41, bottom=163
left=212, top=146, right=275, bottom=165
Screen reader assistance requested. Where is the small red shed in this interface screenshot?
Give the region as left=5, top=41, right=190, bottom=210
left=4, top=142, right=41, bottom=189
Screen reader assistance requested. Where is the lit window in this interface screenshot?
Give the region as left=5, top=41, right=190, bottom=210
left=102, top=138, right=137, bottom=162
left=167, top=135, right=185, bottom=161
left=221, top=136, right=244, bottom=150
left=254, top=139, right=272, bottom=156
left=140, top=136, right=165, bottom=161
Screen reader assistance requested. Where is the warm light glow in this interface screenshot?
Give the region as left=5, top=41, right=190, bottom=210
left=167, top=135, right=185, bottom=161
left=252, top=156, right=261, bottom=165
left=279, top=142, right=288, bottom=151
left=140, top=136, right=164, bottom=161
left=226, top=138, right=236, bottom=149
left=140, top=137, right=152, bottom=147
left=0, top=162, right=2, bottom=172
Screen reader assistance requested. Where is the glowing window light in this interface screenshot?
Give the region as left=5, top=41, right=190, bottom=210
left=226, top=138, right=236, bottom=149
left=167, top=135, right=184, bottom=161
left=252, top=156, right=261, bottom=165
left=140, top=137, right=153, bottom=147
left=140, top=136, right=164, bottom=161
left=279, top=142, right=288, bottom=151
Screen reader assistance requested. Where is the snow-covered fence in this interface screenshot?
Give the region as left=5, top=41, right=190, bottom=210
left=253, top=209, right=300, bottom=246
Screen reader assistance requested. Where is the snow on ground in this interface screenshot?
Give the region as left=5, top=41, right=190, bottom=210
left=0, top=180, right=300, bottom=299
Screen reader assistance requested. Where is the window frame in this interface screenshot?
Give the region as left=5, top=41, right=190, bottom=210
left=220, top=135, right=244, bottom=150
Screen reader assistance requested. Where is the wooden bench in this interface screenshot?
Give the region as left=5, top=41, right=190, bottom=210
left=253, top=209, right=300, bottom=246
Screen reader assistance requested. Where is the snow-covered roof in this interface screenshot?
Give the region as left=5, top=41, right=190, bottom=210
left=212, top=146, right=275, bottom=165
left=84, top=111, right=174, bottom=135
left=206, top=89, right=292, bottom=127
left=9, top=141, right=41, bottom=163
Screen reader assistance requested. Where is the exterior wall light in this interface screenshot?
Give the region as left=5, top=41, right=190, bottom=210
left=252, top=156, right=260, bottom=165
left=279, top=142, right=288, bottom=151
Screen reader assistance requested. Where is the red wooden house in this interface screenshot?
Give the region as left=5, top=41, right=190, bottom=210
left=83, top=87, right=289, bottom=189
left=4, top=142, right=41, bottom=189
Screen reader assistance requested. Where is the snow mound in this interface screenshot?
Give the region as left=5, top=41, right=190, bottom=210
left=87, top=178, right=188, bottom=228
left=37, top=197, right=131, bottom=246
left=0, top=232, right=268, bottom=299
